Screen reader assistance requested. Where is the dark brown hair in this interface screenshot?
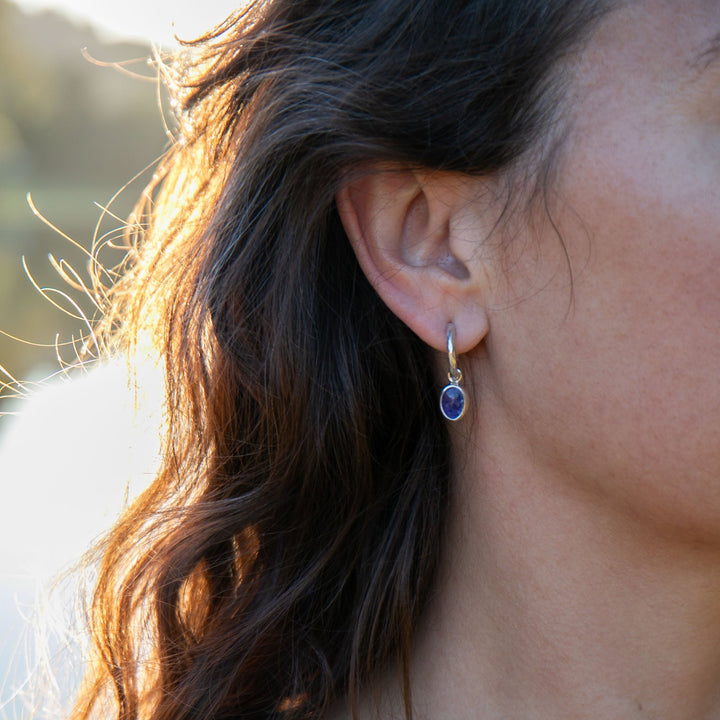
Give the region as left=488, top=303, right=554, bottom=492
left=74, top=2, right=616, bottom=719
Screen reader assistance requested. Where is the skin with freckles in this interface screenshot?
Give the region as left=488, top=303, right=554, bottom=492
left=336, top=0, right=720, bottom=718
left=485, top=0, right=720, bottom=542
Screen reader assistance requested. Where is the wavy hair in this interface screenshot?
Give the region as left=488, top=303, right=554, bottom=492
left=73, top=1, right=616, bottom=719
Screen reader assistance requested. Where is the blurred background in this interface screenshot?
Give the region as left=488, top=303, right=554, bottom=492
left=0, top=0, right=167, bottom=387
left=0, top=1, right=237, bottom=716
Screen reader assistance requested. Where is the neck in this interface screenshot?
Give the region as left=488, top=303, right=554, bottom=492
left=403, top=420, right=720, bottom=720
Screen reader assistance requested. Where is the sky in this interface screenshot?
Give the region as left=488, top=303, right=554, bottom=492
left=12, top=0, right=243, bottom=46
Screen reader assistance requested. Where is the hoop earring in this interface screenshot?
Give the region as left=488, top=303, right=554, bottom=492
left=439, top=322, right=466, bottom=421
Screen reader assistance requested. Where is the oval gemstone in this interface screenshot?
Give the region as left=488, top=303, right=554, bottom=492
left=440, top=384, right=465, bottom=421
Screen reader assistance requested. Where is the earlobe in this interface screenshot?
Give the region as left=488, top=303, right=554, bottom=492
left=336, top=166, right=491, bottom=354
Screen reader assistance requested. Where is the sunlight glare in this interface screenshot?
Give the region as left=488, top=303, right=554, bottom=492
left=0, top=359, right=163, bottom=582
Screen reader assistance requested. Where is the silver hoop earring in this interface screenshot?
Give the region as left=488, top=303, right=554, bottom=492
left=439, top=322, right=466, bottom=421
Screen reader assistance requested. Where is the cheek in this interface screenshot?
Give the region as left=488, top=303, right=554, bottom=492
left=485, top=150, right=720, bottom=537
left=565, top=132, right=720, bottom=396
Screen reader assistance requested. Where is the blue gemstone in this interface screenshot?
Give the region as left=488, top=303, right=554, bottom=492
left=440, top=384, right=465, bottom=421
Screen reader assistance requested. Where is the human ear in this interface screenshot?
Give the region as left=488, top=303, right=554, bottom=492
left=336, top=167, right=491, bottom=354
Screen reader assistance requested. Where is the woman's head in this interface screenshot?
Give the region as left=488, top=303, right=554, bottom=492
left=78, top=2, right=626, bottom=719
left=354, top=0, right=720, bottom=545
